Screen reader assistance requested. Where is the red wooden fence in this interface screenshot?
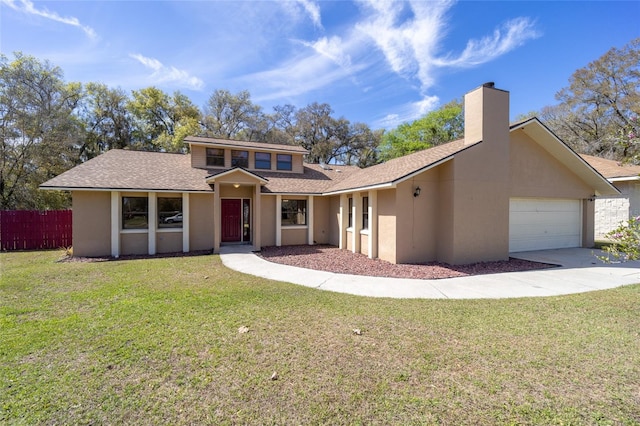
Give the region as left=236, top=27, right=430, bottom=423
left=0, top=210, right=72, bottom=251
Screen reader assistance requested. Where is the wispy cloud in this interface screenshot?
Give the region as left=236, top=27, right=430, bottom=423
left=433, top=18, right=540, bottom=67
left=242, top=50, right=367, bottom=102
left=129, top=53, right=204, bottom=91
left=296, top=0, right=322, bottom=28
left=300, top=36, right=352, bottom=70
left=1, top=0, right=97, bottom=39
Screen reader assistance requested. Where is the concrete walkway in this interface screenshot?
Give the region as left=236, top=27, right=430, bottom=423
left=218, top=246, right=640, bottom=299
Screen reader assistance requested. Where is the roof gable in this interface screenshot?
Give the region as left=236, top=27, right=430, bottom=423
left=511, top=118, right=618, bottom=196
left=205, top=168, right=268, bottom=185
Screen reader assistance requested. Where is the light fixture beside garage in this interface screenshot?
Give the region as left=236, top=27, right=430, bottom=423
left=413, top=186, right=421, bottom=197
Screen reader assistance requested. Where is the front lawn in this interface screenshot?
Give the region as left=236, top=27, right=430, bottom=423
left=1, top=251, right=639, bottom=425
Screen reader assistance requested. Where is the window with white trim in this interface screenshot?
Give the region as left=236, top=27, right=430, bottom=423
left=362, top=196, right=369, bottom=230
left=158, top=197, right=183, bottom=229
left=281, top=199, right=307, bottom=226
left=122, top=197, right=148, bottom=229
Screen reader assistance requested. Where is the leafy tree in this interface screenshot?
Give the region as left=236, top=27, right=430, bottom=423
left=541, top=38, right=640, bottom=161
left=378, top=100, right=464, bottom=161
left=78, top=82, right=133, bottom=160
left=0, top=52, right=82, bottom=209
left=202, top=89, right=266, bottom=141
left=128, top=87, right=201, bottom=152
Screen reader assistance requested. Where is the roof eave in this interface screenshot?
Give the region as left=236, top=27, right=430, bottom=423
left=39, top=185, right=213, bottom=193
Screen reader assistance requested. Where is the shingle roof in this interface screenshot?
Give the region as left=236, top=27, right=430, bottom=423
left=184, top=136, right=308, bottom=154
left=40, top=149, right=213, bottom=192
left=260, top=164, right=360, bottom=194
left=580, top=154, right=640, bottom=180
left=325, top=138, right=479, bottom=193
left=40, top=149, right=360, bottom=194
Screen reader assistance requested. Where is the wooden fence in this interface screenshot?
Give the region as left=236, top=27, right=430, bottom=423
left=0, top=210, right=72, bottom=251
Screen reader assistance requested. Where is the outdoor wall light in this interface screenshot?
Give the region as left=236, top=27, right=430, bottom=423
left=233, top=183, right=240, bottom=188
left=413, top=186, right=421, bottom=197
left=588, top=194, right=596, bottom=202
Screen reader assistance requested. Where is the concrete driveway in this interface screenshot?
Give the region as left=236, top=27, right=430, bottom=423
left=219, top=246, right=640, bottom=299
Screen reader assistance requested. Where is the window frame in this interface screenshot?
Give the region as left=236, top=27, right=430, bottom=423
left=206, top=148, right=225, bottom=167
left=122, top=196, right=148, bottom=229
left=157, top=197, right=183, bottom=229
left=362, top=196, right=369, bottom=230
left=231, top=150, right=249, bottom=168
left=348, top=197, right=353, bottom=228
left=255, top=152, right=272, bottom=170
left=276, top=154, right=292, bottom=171
left=281, top=199, right=307, bottom=226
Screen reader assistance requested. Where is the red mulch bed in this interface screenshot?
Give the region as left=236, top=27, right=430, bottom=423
left=258, top=245, right=556, bottom=280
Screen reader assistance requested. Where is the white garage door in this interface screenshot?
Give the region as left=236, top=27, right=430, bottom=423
left=509, top=198, right=581, bottom=252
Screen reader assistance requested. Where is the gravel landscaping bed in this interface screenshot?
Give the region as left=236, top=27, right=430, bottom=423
left=259, top=245, right=556, bottom=280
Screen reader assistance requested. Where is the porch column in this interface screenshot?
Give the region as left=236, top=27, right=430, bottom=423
left=110, top=191, right=120, bottom=258
left=275, top=194, right=282, bottom=246
left=368, top=190, right=378, bottom=259
left=352, top=192, right=361, bottom=253
left=339, top=194, right=348, bottom=249
left=253, top=184, right=261, bottom=250
left=182, top=192, right=190, bottom=252
left=214, top=181, right=221, bottom=252
left=148, top=192, right=157, bottom=255
left=307, top=195, right=314, bottom=245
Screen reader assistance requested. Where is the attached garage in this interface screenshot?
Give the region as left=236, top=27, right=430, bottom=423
left=509, top=198, right=581, bottom=252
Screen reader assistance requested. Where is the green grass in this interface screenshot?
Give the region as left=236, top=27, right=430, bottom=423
left=1, top=251, right=639, bottom=425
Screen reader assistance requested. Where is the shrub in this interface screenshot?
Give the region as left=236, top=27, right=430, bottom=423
left=598, top=216, right=640, bottom=263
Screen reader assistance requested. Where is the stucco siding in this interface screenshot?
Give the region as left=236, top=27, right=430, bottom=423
left=282, top=228, right=308, bottom=245
left=72, top=191, right=111, bottom=257
left=327, top=196, right=340, bottom=246
left=189, top=193, right=215, bottom=251
left=121, top=232, right=148, bottom=255
left=260, top=195, right=276, bottom=247
left=394, top=171, right=439, bottom=263
left=313, top=196, right=331, bottom=244
left=377, top=189, right=396, bottom=263
left=360, top=233, right=369, bottom=256
left=510, top=131, right=592, bottom=198
left=157, top=231, right=182, bottom=253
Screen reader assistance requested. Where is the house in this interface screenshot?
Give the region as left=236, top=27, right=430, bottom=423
left=580, top=154, right=640, bottom=239
left=41, top=83, right=618, bottom=265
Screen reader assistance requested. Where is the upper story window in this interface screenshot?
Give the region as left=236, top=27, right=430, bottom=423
left=255, top=152, right=271, bottom=170
left=362, top=196, right=369, bottom=230
left=158, top=197, right=182, bottom=229
left=277, top=154, right=292, bottom=171
left=232, top=150, right=249, bottom=168
left=122, top=197, right=148, bottom=229
left=206, top=148, right=225, bottom=167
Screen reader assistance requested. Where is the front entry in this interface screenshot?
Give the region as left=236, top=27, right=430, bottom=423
left=221, top=198, right=251, bottom=243
left=221, top=199, right=242, bottom=242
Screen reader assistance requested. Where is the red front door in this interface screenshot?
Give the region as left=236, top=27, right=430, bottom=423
left=221, top=199, right=242, bottom=242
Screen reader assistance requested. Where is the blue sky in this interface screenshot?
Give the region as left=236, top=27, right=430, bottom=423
left=1, top=0, right=638, bottom=129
